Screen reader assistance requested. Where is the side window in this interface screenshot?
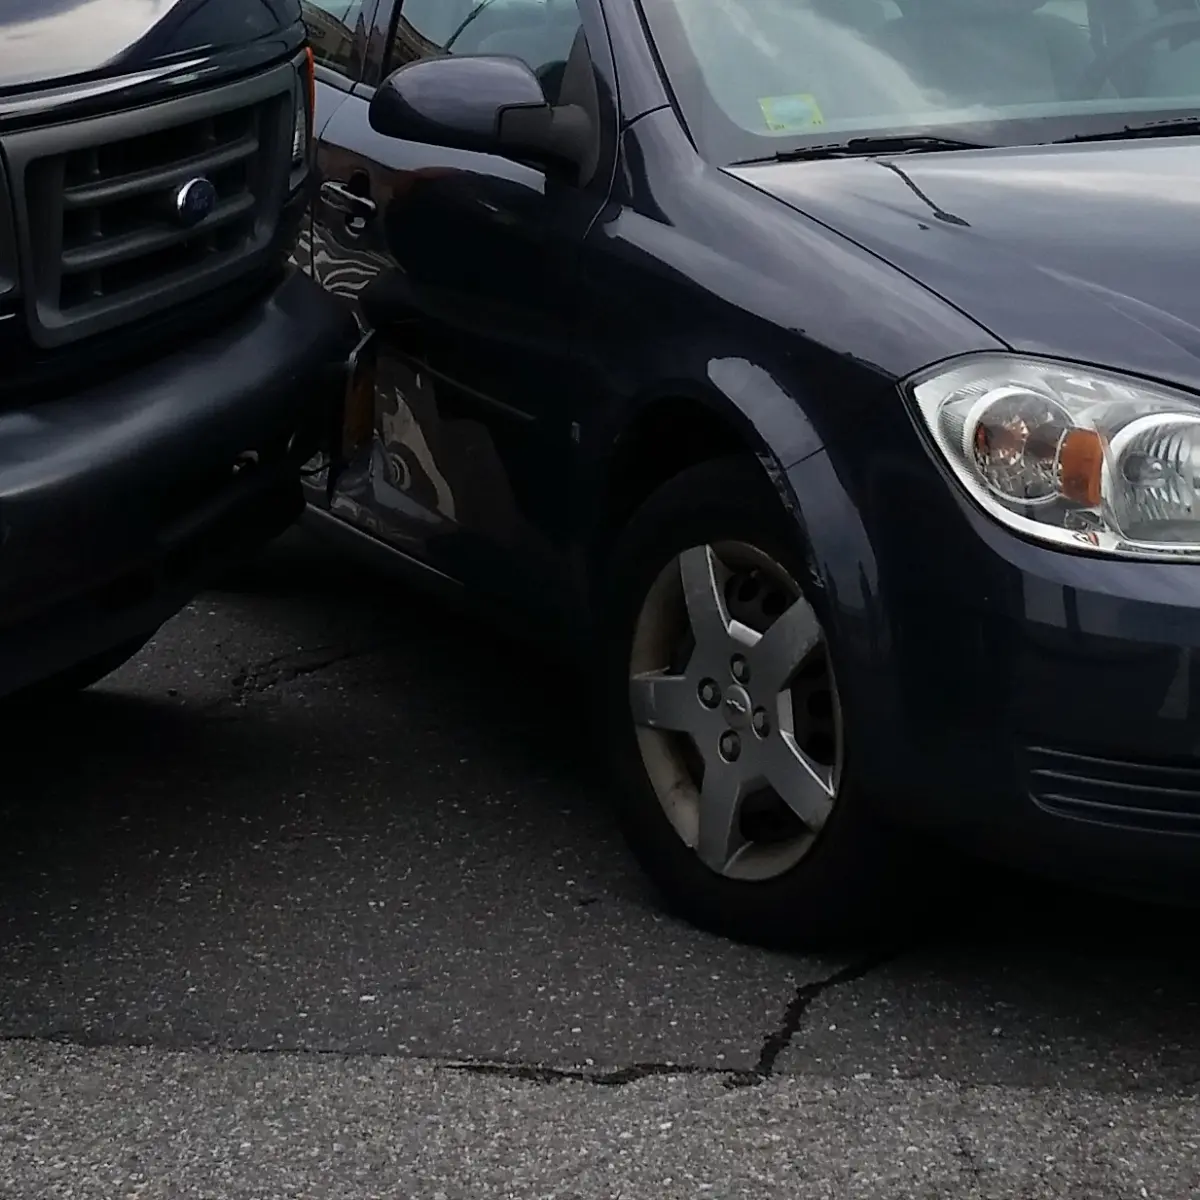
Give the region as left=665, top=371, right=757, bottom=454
left=388, top=0, right=584, bottom=104
left=302, top=0, right=370, bottom=79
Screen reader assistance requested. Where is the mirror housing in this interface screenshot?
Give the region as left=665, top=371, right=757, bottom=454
left=369, top=55, right=592, bottom=173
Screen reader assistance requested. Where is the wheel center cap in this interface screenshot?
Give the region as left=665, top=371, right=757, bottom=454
left=722, top=684, right=753, bottom=729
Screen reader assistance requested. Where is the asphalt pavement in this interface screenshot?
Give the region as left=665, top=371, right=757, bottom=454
left=1, top=529, right=1198, bottom=1199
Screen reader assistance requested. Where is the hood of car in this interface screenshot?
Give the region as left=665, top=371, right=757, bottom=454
left=728, top=139, right=1200, bottom=392
left=0, top=0, right=301, bottom=93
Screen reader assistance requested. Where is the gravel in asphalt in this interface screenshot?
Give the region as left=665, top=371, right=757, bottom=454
left=2, top=1043, right=1197, bottom=1200
left=1, top=530, right=1198, bottom=1198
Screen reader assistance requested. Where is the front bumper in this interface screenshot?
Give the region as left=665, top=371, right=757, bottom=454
left=0, top=268, right=357, bottom=698
left=789, top=446, right=1200, bottom=900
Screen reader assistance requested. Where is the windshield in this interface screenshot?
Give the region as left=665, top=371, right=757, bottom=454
left=637, top=0, right=1200, bottom=163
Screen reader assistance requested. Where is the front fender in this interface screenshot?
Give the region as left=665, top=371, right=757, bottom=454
left=783, top=446, right=914, bottom=810
left=704, top=354, right=823, bottom=469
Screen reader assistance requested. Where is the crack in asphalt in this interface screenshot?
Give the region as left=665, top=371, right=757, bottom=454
left=443, top=1061, right=751, bottom=1088
left=0, top=957, right=891, bottom=1088
left=433, top=956, right=890, bottom=1088
left=0, top=1036, right=749, bottom=1087
left=733, top=953, right=896, bottom=1087
left=217, top=645, right=379, bottom=705
left=953, top=1127, right=987, bottom=1182
left=952, top=1081, right=990, bottom=1181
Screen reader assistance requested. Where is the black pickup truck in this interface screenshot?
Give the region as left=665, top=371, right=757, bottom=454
left=0, top=0, right=356, bottom=698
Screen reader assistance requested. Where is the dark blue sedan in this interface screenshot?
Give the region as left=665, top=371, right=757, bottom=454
left=300, top=0, right=1200, bottom=944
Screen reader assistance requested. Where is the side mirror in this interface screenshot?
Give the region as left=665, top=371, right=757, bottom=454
left=368, top=55, right=592, bottom=173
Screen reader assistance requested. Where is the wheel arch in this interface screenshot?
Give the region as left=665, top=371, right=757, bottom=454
left=588, top=357, right=824, bottom=570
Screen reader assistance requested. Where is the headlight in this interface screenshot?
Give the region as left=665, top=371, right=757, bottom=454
left=910, top=355, right=1200, bottom=558
left=292, top=83, right=309, bottom=165
left=293, top=49, right=315, bottom=167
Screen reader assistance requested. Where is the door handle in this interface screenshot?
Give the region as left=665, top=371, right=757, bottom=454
left=320, top=180, right=377, bottom=220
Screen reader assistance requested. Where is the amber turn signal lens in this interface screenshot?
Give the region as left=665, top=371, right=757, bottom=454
left=1058, top=428, right=1104, bottom=506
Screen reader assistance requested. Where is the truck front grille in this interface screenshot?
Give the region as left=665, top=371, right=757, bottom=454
left=56, top=106, right=263, bottom=312
left=2, top=63, right=298, bottom=349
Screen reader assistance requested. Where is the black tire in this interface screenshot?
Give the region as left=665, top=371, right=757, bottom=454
left=17, top=634, right=154, bottom=703
left=601, top=456, right=908, bottom=949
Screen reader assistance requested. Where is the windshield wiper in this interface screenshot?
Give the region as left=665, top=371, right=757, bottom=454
left=730, top=134, right=991, bottom=166
left=1054, top=117, right=1200, bottom=144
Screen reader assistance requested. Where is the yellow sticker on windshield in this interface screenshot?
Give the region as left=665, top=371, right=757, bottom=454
left=758, top=93, right=825, bottom=132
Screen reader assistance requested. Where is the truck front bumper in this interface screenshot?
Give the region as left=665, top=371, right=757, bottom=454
left=0, top=268, right=357, bottom=698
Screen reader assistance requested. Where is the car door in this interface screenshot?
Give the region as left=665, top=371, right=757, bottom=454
left=311, top=0, right=616, bottom=624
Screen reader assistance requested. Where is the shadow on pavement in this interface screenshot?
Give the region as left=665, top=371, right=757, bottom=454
left=0, top=531, right=1197, bottom=1088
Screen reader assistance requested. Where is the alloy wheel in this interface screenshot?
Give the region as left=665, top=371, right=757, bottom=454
left=628, top=541, right=843, bottom=882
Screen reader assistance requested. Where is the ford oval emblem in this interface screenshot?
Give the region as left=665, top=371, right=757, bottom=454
left=173, top=177, right=217, bottom=228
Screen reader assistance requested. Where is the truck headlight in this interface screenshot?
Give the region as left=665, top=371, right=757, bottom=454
left=292, top=83, right=308, bottom=165
left=909, top=354, right=1200, bottom=559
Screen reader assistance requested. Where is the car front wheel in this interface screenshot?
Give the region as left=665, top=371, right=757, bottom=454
left=604, top=457, right=902, bottom=948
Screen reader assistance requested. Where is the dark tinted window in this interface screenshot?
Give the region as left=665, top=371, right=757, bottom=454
left=389, top=0, right=582, bottom=101
left=302, top=0, right=369, bottom=77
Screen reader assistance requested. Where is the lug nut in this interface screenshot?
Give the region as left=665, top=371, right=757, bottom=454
left=752, top=707, right=770, bottom=738
left=731, top=654, right=750, bottom=684
left=719, top=731, right=741, bottom=762
left=698, top=679, right=720, bottom=708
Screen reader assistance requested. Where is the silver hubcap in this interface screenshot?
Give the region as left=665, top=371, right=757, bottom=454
left=629, top=542, right=843, bottom=882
